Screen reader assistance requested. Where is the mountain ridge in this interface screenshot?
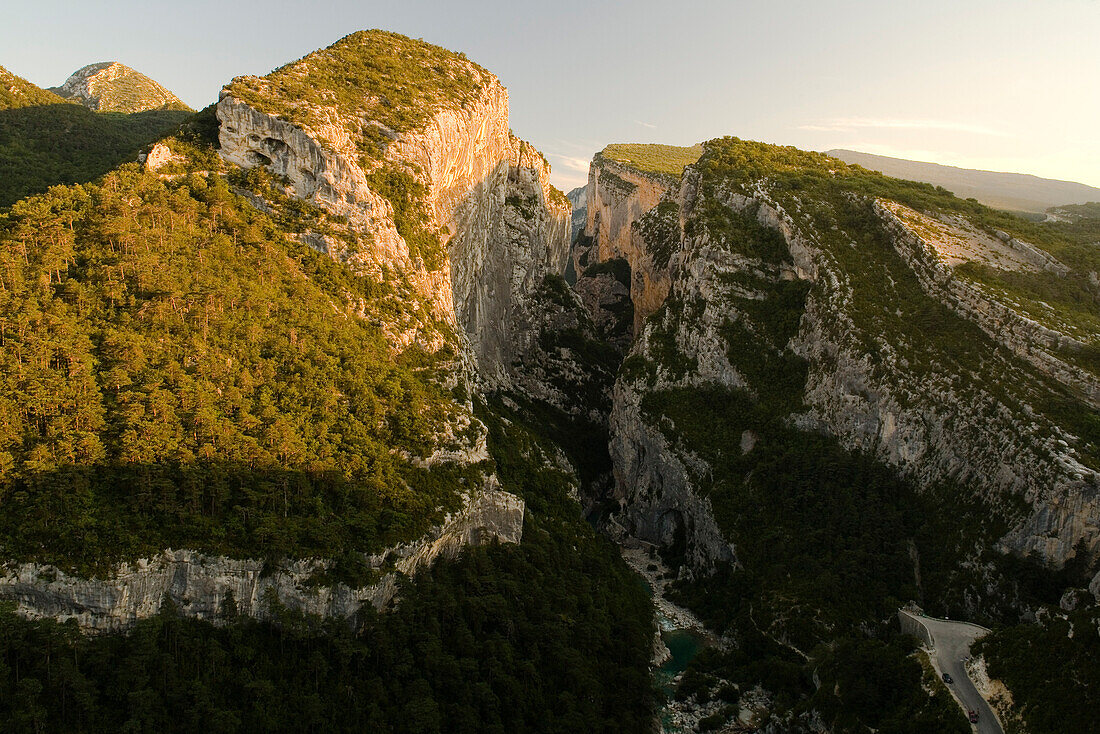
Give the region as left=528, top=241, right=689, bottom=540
left=0, top=63, right=190, bottom=206
left=826, top=148, right=1100, bottom=213
left=0, top=64, right=72, bottom=109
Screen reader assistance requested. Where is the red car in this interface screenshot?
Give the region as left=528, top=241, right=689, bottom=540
left=969, top=710, right=979, bottom=724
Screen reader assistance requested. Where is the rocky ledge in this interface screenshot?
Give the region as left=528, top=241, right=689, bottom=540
left=0, top=482, right=523, bottom=633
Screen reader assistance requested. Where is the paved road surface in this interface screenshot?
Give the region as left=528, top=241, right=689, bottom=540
left=900, top=610, right=1003, bottom=734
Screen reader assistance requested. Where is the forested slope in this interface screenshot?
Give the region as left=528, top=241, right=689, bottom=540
left=580, top=137, right=1100, bottom=730
left=0, top=64, right=189, bottom=207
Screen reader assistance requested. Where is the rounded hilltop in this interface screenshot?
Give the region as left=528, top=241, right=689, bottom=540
left=50, top=61, right=191, bottom=113
left=222, top=29, right=495, bottom=160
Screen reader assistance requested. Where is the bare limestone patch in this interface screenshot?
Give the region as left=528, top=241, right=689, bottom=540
left=881, top=200, right=1046, bottom=272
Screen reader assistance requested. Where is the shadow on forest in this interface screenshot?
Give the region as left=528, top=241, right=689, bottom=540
left=0, top=459, right=471, bottom=574
left=0, top=104, right=192, bottom=206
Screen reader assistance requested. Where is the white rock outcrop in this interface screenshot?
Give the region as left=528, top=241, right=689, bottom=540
left=51, top=62, right=187, bottom=113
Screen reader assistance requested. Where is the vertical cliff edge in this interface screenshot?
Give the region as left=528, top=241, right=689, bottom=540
left=217, top=30, right=571, bottom=385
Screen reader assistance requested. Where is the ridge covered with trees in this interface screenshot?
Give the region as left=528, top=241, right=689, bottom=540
left=0, top=32, right=661, bottom=732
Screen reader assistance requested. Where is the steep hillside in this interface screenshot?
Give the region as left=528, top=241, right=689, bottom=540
left=591, top=138, right=1099, bottom=570
left=0, top=27, right=579, bottom=622
left=50, top=62, right=191, bottom=113
left=5, top=29, right=1097, bottom=733
left=579, top=136, right=1099, bottom=729
left=827, top=148, right=1100, bottom=214
left=0, top=65, right=189, bottom=206
left=0, top=65, right=72, bottom=109
left=575, top=144, right=701, bottom=336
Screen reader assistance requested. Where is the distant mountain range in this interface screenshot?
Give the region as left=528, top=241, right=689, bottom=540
left=826, top=148, right=1100, bottom=214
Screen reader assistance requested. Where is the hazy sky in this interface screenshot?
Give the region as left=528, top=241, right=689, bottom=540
left=5, top=0, right=1099, bottom=192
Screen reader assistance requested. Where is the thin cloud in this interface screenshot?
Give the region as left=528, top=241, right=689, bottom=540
left=634, top=120, right=657, bottom=129
left=550, top=138, right=605, bottom=152
left=798, top=117, right=1012, bottom=138
left=548, top=153, right=592, bottom=172
left=544, top=152, right=593, bottom=192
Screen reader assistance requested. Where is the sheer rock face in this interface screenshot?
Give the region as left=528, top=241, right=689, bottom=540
left=51, top=62, right=188, bottom=113
left=447, top=134, right=571, bottom=387
left=0, top=482, right=523, bottom=633
left=217, top=93, right=428, bottom=312
left=216, top=76, right=569, bottom=384
left=778, top=195, right=1100, bottom=568
left=590, top=155, right=1099, bottom=574
left=579, top=158, right=675, bottom=334
left=567, top=185, right=588, bottom=241
left=610, top=378, right=738, bottom=574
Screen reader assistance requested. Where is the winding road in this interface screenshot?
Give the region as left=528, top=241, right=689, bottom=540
left=899, top=610, right=1003, bottom=734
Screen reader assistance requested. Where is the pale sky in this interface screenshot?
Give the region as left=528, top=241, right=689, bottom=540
left=4, top=0, right=1098, bottom=192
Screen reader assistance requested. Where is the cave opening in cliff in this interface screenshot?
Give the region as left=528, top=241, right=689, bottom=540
left=246, top=150, right=273, bottom=166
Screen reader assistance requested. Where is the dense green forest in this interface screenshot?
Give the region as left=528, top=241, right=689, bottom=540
left=975, top=602, right=1100, bottom=734
left=0, top=103, right=190, bottom=207
left=643, top=385, right=1010, bottom=732
left=0, top=39, right=1095, bottom=730
left=0, top=533, right=652, bottom=734
left=0, top=99, right=658, bottom=729
left=0, top=535, right=650, bottom=734
left=615, top=138, right=1099, bottom=730
left=0, top=133, right=475, bottom=570
left=0, top=66, right=69, bottom=110
left=0, top=407, right=656, bottom=733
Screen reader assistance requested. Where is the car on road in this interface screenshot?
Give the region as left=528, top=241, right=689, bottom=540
left=969, top=710, right=979, bottom=724
left=942, top=672, right=953, bottom=684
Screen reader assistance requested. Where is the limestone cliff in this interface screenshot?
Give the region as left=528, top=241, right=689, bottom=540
left=50, top=62, right=190, bottom=113
left=0, top=481, right=523, bottom=632
left=217, top=31, right=570, bottom=381
left=1, top=31, right=575, bottom=631
left=876, top=199, right=1100, bottom=409
left=567, top=184, right=588, bottom=242
left=585, top=139, right=1099, bottom=574
left=577, top=153, right=678, bottom=334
